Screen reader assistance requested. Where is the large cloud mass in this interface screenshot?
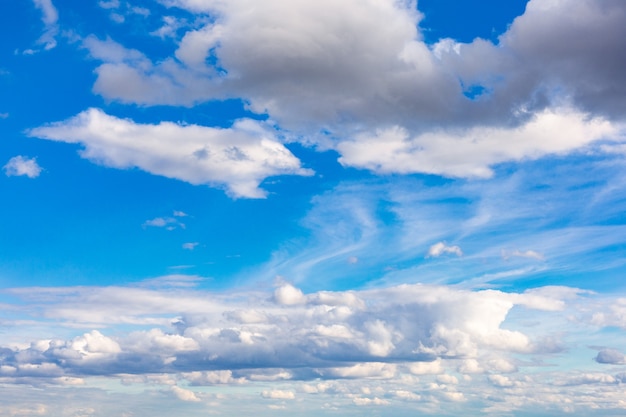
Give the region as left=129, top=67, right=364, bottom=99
left=29, top=0, right=626, bottom=195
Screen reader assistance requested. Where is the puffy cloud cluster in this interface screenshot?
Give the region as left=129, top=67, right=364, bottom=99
left=84, top=1, right=626, bottom=170
left=0, top=281, right=575, bottom=382
left=26, top=0, right=626, bottom=196
left=2, top=280, right=626, bottom=415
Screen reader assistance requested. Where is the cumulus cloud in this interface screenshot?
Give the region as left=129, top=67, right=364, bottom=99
left=3, top=156, right=43, bottom=178
left=0, top=281, right=578, bottom=381
left=76, top=0, right=626, bottom=182
left=337, top=108, right=618, bottom=178
left=170, top=385, right=200, bottom=402
left=4, top=280, right=626, bottom=413
left=261, top=390, right=295, bottom=400
left=595, top=349, right=625, bottom=365
left=28, top=108, right=312, bottom=198
left=426, top=242, right=463, bottom=258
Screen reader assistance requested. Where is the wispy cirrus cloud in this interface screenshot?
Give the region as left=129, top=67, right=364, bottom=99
left=29, top=0, right=59, bottom=52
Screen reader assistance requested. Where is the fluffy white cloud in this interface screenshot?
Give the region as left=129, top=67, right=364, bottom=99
left=337, top=108, right=618, bottom=178
left=426, top=242, right=463, bottom=258
left=3, top=156, right=43, bottom=178
left=171, top=385, right=200, bottom=402
left=261, top=390, right=295, bottom=400
left=28, top=108, right=312, bottom=198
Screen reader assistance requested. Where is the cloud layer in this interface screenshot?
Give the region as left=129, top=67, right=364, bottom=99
left=1, top=280, right=625, bottom=415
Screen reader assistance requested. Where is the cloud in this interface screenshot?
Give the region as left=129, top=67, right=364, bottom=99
left=502, top=249, right=545, bottom=261
left=336, top=108, right=619, bottom=178
left=3, top=156, right=43, bottom=178
left=0, top=281, right=579, bottom=381
left=182, top=242, right=199, bottom=251
left=171, top=385, right=200, bottom=402
left=261, top=390, right=295, bottom=400
left=595, top=349, right=625, bottom=365
left=4, top=280, right=626, bottom=414
left=426, top=242, right=463, bottom=258
left=31, top=0, right=59, bottom=51
left=81, top=0, right=626, bottom=181
left=28, top=108, right=312, bottom=198
left=143, top=217, right=185, bottom=230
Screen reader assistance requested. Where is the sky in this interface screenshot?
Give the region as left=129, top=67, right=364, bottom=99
left=1, top=0, right=626, bottom=415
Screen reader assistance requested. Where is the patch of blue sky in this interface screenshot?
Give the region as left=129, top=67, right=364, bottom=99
left=419, top=0, right=529, bottom=44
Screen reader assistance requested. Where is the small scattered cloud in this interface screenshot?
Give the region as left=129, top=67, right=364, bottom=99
left=98, top=0, right=119, bottom=9
left=426, top=242, right=463, bottom=258
left=182, top=242, right=199, bottom=251
left=594, top=348, right=625, bottom=365
left=261, top=390, right=295, bottom=400
left=171, top=385, right=200, bottom=402
left=0, top=113, right=8, bottom=119
left=142, top=212, right=187, bottom=230
left=142, top=217, right=185, bottom=230
left=502, top=249, right=545, bottom=261
left=3, top=156, right=43, bottom=178
left=347, top=256, right=359, bottom=264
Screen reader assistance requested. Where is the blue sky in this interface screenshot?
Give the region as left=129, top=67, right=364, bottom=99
left=2, top=0, right=626, bottom=415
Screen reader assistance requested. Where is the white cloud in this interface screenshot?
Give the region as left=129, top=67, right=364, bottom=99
left=31, top=0, right=59, bottom=51
left=4, top=280, right=626, bottom=413
left=337, top=108, right=619, bottom=178
left=28, top=108, right=312, bottom=198
left=171, top=385, right=200, bottom=402
left=143, top=217, right=184, bottom=230
left=408, top=359, right=443, bottom=375
left=261, top=390, right=295, bottom=400
left=352, top=396, right=389, bottom=406
left=182, top=242, right=199, bottom=251
left=426, top=241, right=463, bottom=258
left=502, top=249, right=545, bottom=261
left=98, top=0, right=120, bottom=9
left=3, top=156, right=43, bottom=178
left=183, top=370, right=245, bottom=385
left=273, top=283, right=305, bottom=305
